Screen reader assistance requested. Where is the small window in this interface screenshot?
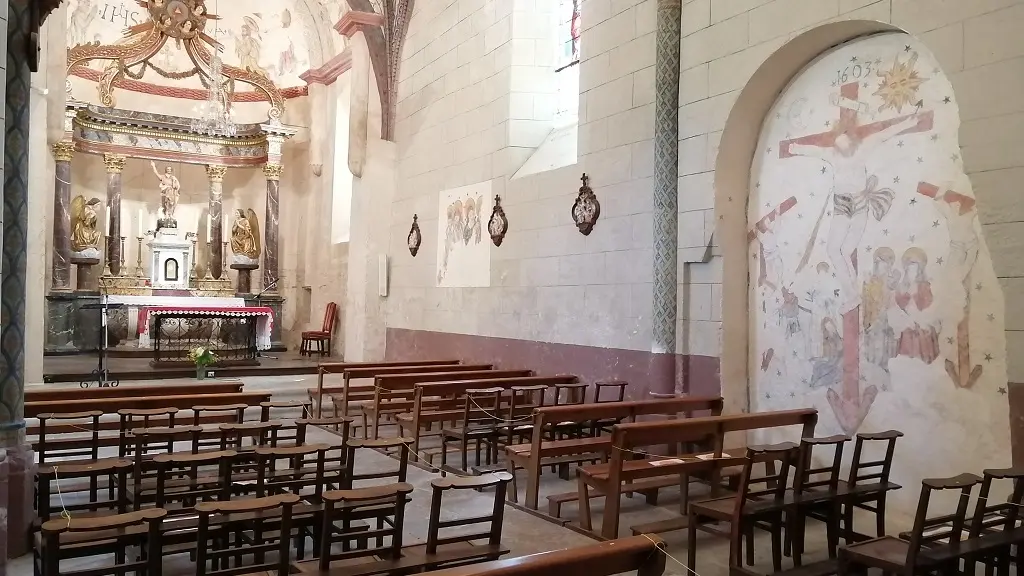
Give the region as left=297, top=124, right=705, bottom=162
left=554, top=0, right=581, bottom=126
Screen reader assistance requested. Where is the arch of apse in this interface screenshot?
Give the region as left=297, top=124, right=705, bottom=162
left=714, top=20, right=911, bottom=412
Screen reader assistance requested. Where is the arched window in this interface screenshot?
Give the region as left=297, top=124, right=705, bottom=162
left=553, top=0, right=581, bottom=126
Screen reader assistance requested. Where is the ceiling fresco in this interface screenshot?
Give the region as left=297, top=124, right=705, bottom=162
left=66, top=0, right=347, bottom=94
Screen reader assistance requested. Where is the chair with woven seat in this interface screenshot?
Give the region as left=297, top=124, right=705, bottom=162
left=688, top=442, right=799, bottom=573
left=837, top=473, right=982, bottom=576
left=301, top=302, right=338, bottom=357
left=35, top=508, right=166, bottom=576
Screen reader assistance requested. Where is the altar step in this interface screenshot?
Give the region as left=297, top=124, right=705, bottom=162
left=43, top=351, right=324, bottom=384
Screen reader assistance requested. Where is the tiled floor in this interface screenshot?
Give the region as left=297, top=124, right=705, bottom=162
left=11, top=375, right=910, bottom=576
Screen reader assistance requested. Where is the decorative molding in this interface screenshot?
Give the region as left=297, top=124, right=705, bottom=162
left=407, top=214, right=422, bottom=257
left=206, top=165, right=228, bottom=183
left=263, top=163, right=284, bottom=181
left=335, top=11, right=386, bottom=37
left=70, top=65, right=309, bottom=102
left=298, top=49, right=353, bottom=86
left=103, top=153, right=127, bottom=173
left=51, top=141, right=75, bottom=162
left=488, top=195, right=508, bottom=247
left=571, top=174, right=601, bottom=236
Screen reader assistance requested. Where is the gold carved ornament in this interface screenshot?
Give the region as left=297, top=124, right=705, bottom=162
left=70, top=195, right=103, bottom=252
left=206, top=165, right=228, bottom=183
left=51, top=141, right=75, bottom=162
left=263, top=163, right=284, bottom=181
left=231, top=208, right=262, bottom=260
left=103, top=153, right=127, bottom=173
left=66, top=0, right=285, bottom=115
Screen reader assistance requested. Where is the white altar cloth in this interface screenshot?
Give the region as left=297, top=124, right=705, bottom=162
left=108, top=296, right=245, bottom=343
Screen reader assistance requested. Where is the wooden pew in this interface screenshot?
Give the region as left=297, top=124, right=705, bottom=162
left=313, top=363, right=493, bottom=418
left=25, top=380, right=243, bottom=402
left=313, top=360, right=461, bottom=417
left=507, top=396, right=724, bottom=510
left=579, top=408, right=819, bottom=539
left=25, top=391, right=272, bottom=418
left=365, top=369, right=534, bottom=439
left=396, top=375, right=580, bottom=461
left=416, top=535, right=667, bottom=576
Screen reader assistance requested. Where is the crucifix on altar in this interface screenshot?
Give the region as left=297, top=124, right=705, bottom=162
left=778, top=81, right=934, bottom=432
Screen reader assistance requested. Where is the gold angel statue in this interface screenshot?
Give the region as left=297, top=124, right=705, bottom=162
left=231, top=208, right=262, bottom=259
left=71, top=195, right=102, bottom=252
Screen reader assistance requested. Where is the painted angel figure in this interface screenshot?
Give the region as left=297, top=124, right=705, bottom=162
left=231, top=209, right=262, bottom=260
left=232, top=16, right=267, bottom=76
left=151, top=161, right=181, bottom=220
left=69, top=0, right=97, bottom=47
left=71, top=195, right=102, bottom=252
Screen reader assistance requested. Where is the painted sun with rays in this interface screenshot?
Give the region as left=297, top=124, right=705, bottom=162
left=874, top=51, right=928, bottom=113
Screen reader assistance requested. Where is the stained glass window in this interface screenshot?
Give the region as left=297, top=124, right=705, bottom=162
left=556, top=0, right=581, bottom=70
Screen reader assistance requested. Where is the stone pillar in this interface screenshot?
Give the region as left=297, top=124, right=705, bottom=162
left=262, top=162, right=282, bottom=293
left=104, top=153, right=126, bottom=276
left=206, top=165, right=227, bottom=279
left=50, top=141, right=73, bottom=290
left=2, top=0, right=37, bottom=560
left=651, top=0, right=682, bottom=393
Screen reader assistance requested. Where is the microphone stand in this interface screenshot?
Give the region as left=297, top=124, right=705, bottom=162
left=254, top=279, right=279, bottom=359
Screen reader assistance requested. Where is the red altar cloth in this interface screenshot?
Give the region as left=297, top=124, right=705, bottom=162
left=137, top=306, right=275, bottom=350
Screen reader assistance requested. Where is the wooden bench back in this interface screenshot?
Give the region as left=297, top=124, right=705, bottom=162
left=610, top=408, right=819, bottom=451
left=414, top=375, right=579, bottom=398
left=26, top=380, right=243, bottom=402
left=375, top=369, right=534, bottom=391
left=26, top=391, right=273, bottom=417
left=418, top=535, right=667, bottom=576
left=318, top=359, right=461, bottom=375
left=343, top=363, right=493, bottom=380
left=532, top=396, right=724, bottom=428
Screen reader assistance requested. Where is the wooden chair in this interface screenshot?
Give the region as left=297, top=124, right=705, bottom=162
left=837, top=473, right=982, bottom=576
left=440, top=387, right=505, bottom=473
left=842, top=429, right=904, bottom=542
left=789, top=435, right=849, bottom=566
left=145, top=450, right=236, bottom=516
left=301, top=301, right=337, bottom=357
left=35, top=508, right=166, bottom=576
left=688, top=442, right=799, bottom=572
left=117, top=407, right=179, bottom=458
left=36, top=410, right=103, bottom=464
left=312, top=483, right=415, bottom=570
left=412, top=473, right=513, bottom=569
left=343, top=438, right=411, bottom=489
left=195, top=493, right=301, bottom=576
left=499, top=384, right=549, bottom=448
left=590, top=380, right=630, bottom=436
left=193, top=403, right=247, bottom=451
left=36, top=459, right=132, bottom=525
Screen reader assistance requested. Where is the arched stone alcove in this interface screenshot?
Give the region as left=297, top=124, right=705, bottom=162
left=716, top=21, right=1010, bottom=516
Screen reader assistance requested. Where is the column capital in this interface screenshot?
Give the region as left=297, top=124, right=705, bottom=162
left=51, top=141, right=75, bottom=162
left=103, top=153, right=127, bottom=174
left=263, top=163, right=284, bottom=181
left=206, top=164, right=228, bottom=183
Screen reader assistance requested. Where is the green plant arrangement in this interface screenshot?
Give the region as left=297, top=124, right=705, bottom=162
left=188, top=346, right=219, bottom=380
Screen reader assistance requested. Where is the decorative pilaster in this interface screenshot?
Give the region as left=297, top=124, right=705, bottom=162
left=262, top=163, right=283, bottom=293
left=50, top=141, right=74, bottom=291
left=651, top=0, right=682, bottom=392
left=104, top=153, right=126, bottom=276
left=206, top=165, right=227, bottom=279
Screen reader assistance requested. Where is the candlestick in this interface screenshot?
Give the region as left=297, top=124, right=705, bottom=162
left=135, top=236, right=144, bottom=277
left=119, top=236, right=126, bottom=271
left=190, top=238, right=198, bottom=280
left=203, top=237, right=214, bottom=280
left=221, top=241, right=229, bottom=277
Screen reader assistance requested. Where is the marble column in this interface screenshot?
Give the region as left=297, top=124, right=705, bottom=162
left=3, top=0, right=37, bottom=559
left=104, top=153, right=126, bottom=276
left=262, top=163, right=282, bottom=293
left=207, top=165, right=227, bottom=279
left=50, top=141, right=73, bottom=291
left=651, top=0, right=682, bottom=393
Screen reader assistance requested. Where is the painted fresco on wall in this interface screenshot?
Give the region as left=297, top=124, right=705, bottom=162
left=66, top=0, right=314, bottom=88
left=748, top=33, right=1008, bottom=473
left=436, top=183, right=492, bottom=288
